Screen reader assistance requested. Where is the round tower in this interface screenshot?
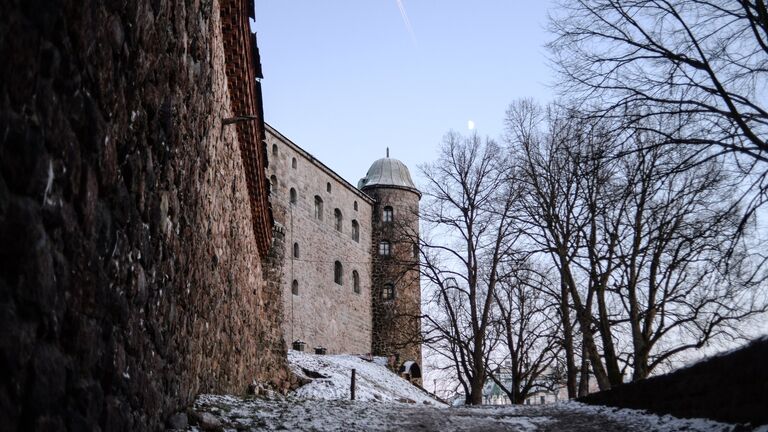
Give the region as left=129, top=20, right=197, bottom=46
left=359, top=154, right=422, bottom=380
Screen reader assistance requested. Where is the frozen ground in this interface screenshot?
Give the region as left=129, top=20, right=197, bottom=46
left=286, top=351, right=440, bottom=404
left=186, top=395, right=757, bottom=431
left=179, top=352, right=763, bottom=431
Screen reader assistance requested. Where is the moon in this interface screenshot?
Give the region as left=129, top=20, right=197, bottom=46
left=467, top=120, right=475, bottom=130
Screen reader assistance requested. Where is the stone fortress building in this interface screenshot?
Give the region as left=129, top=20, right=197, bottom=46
left=266, top=124, right=423, bottom=372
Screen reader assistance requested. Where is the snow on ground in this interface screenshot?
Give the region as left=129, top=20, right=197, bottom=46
left=181, top=351, right=761, bottom=431
left=186, top=395, right=757, bottom=431
left=287, top=350, right=441, bottom=405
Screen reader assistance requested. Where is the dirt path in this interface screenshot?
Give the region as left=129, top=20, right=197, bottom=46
left=181, top=395, right=740, bottom=431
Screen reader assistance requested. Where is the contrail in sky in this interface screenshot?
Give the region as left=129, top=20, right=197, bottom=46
left=396, top=0, right=418, bottom=46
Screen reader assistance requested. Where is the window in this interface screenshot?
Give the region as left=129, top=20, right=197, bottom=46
left=292, top=157, right=297, bottom=169
left=383, top=206, right=393, bottom=222
left=354, top=201, right=358, bottom=211
left=413, top=242, right=419, bottom=258
left=327, top=182, right=332, bottom=193
left=292, top=280, right=299, bottom=295
left=270, top=175, right=278, bottom=191
left=334, top=261, right=343, bottom=285
left=379, top=240, right=391, bottom=256
left=272, top=143, right=278, bottom=156
left=334, top=209, right=342, bottom=231
left=351, top=220, right=359, bottom=242
left=293, top=242, right=300, bottom=259
left=382, top=283, right=394, bottom=300
left=290, top=188, right=297, bottom=204
left=314, top=196, right=323, bottom=220
left=353, top=270, right=360, bottom=294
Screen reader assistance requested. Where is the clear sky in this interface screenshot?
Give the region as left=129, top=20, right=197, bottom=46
left=254, top=1, right=555, bottom=186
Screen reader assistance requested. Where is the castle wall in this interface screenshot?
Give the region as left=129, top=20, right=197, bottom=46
left=367, top=187, right=422, bottom=368
left=0, top=1, right=289, bottom=430
left=266, top=126, right=374, bottom=354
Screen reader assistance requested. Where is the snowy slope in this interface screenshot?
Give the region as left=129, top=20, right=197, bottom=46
left=287, top=351, right=443, bottom=405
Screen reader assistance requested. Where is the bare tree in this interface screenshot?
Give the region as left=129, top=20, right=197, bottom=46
left=419, top=131, right=520, bottom=405
left=488, top=262, right=563, bottom=404
left=507, top=100, right=622, bottom=391
left=507, top=98, right=768, bottom=388
left=549, top=0, right=768, bottom=221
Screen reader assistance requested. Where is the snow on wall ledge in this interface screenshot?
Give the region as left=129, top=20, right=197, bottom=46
left=287, top=351, right=442, bottom=405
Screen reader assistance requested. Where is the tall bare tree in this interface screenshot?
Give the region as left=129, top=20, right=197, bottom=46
left=488, top=262, right=563, bottom=404
left=549, top=0, right=768, bottom=221
left=419, top=131, right=520, bottom=405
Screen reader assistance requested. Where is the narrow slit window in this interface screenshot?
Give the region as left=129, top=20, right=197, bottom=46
left=290, top=188, right=297, bottom=204
left=292, top=157, right=297, bottom=169
left=314, top=196, right=323, bottom=220
left=353, top=271, right=360, bottom=294
left=292, top=280, right=299, bottom=295
left=334, top=209, right=343, bottom=232
left=351, top=220, right=359, bottom=242
left=293, top=242, right=300, bottom=259
left=334, top=261, right=343, bottom=285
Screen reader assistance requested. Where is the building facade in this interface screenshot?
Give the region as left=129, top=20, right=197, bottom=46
left=266, top=125, right=422, bottom=371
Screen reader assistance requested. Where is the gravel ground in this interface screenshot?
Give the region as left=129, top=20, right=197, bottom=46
left=182, top=394, right=752, bottom=432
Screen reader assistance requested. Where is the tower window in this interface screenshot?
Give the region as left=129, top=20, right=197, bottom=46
left=292, top=280, right=299, bottom=295
left=327, top=182, right=332, bottom=193
left=334, top=209, right=343, bottom=231
left=383, top=206, right=394, bottom=222
left=314, top=196, right=323, bottom=220
left=292, top=157, right=297, bottom=169
left=351, top=220, right=359, bottom=242
left=354, top=201, right=358, bottom=211
left=293, top=242, right=300, bottom=259
left=353, top=270, right=360, bottom=294
left=382, top=283, right=395, bottom=301
left=379, top=240, right=391, bottom=256
left=413, top=242, right=419, bottom=258
left=334, top=261, right=343, bottom=285
left=290, top=188, right=297, bottom=204
left=272, top=143, right=278, bottom=156
left=270, top=175, right=278, bottom=191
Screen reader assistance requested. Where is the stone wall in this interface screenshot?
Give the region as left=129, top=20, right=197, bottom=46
left=266, top=125, right=374, bottom=354
left=0, top=0, right=288, bottom=430
left=366, top=186, right=422, bottom=369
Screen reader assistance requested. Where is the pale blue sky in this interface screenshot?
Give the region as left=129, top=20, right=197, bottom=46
left=254, top=1, right=555, bottom=186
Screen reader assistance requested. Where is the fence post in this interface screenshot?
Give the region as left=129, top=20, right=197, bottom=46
left=351, top=369, right=356, bottom=400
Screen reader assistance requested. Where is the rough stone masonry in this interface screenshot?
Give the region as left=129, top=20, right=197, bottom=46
left=0, top=0, right=289, bottom=430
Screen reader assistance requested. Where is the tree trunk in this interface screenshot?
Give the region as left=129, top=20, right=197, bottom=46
left=560, top=279, right=578, bottom=399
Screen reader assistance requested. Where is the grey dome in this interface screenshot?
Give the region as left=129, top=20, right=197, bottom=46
left=358, top=157, right=419, bottom=193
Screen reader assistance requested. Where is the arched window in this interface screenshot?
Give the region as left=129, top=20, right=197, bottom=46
left=292, top=157, right=297, bottom=169
left=270, top=175, right=278, bottom=191
left=314, top=196, right=323, bottom=220
left=353, top=270, right=360, bottom=294
left=326, top=182, right=332, bottom=193
left=383, top=206, right=394, bottom=222
left=354, top=201, right=358, bottom=211
left=351, top=220, right=359, bottom=242
left=272, top=143, right=278, bottom=156
left=382, top=283, right=394, bottom=300
left=334, top=261, right=343, bottom=285
left=293, top=242, right=300, bottom=259
left=334, top=209, right=342, bottom=231
left=290, top=188, right=297, bottom=204
left=292, top=280, right=299, bottom=295
left=379, top=240, right=391, bottom=256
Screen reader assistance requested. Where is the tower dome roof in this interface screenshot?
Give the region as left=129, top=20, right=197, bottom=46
left=358, top=157, right=419, bottom=194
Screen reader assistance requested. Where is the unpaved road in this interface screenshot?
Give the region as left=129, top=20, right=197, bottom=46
left=182, top=395, right=743, bottom=431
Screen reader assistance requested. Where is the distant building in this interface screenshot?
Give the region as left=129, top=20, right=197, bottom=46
left=266, top=125, right=422, bottom=377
